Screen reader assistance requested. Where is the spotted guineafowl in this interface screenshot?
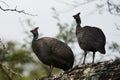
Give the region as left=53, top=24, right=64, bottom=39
left=73, top=12, right=106, bottom=64
left=30, top=27, right=74, bottom=77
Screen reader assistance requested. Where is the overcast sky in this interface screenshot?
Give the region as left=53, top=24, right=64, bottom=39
left=0, top=0, right=119, bottom=42
left=0, top=0, right=120, bottom=63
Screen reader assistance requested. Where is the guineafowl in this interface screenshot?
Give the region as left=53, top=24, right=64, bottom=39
left=73, top=12, right=106, bottom=64
left=30, top=27, right=74, bottom=77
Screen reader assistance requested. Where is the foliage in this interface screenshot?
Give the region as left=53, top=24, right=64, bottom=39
left=109, top=42, right=120, bottom=53
left=0, top=36, right=53, bottom=80
left=0, top=0, right=120, bottom=80
left=0, top=39, right=33, bottom=80
left=52, top=8, right=76, bottom=45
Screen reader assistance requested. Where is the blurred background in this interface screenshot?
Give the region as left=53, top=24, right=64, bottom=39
left=0, top=0, right=120, bottom=80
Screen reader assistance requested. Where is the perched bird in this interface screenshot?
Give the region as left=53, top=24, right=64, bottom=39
left=30, top=27, right=74, bottom=77
left=73, top=12, right=106, bottom=64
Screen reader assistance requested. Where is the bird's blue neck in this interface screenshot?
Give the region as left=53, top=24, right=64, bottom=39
left=76, top=19, right=81, bottom=26
left=33, top=33, right=38, bottom=40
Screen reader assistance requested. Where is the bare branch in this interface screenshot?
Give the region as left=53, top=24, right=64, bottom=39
left=53, top=59, right=120, bottom=80
left=53, top=0, right=96, bottom=7
left=73, top=0, right=96, bottom=7
left=0, top=0, right=9, bottom=7
left=107, top=0, right=120, bottom=16
left=52, top=0, right=96, bottom=13
left=115, top=24, right=120, bottom=30
left=0, top=6, right=37, bottom=16
left=53, top=0, right=76, bottom=6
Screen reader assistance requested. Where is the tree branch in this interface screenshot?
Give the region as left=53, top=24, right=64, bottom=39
left=0, top=0, right=9, bottom=7
left=115, top=24, right=120, bottom=30
left=0, top=6, right=37, bottom=16
left=107, top=0, right=120, bottom=16
left=52, top=59, right=120, bottom=80
left=0, top=63, right=12, bottom=80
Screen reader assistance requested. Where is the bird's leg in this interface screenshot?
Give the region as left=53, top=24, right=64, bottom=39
left=92, top=52, right=95, bottom=64
left=83, top=51, right=87, bottom=64
left=48, top=65, right=53, bottom=77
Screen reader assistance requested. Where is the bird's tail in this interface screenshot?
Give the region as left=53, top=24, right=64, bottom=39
left=99, top=47, right=106, bottom=54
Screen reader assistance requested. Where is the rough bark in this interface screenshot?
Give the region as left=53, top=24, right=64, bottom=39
left=43, top=59, right=120, bottom=80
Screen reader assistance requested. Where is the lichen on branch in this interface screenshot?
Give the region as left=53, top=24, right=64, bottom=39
left=53, top=59, right=120, bottom=80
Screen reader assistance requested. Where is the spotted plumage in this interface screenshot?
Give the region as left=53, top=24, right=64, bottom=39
left=30, top=27, right=74, bottom=76
left=73, top=12, right=106, bottom=64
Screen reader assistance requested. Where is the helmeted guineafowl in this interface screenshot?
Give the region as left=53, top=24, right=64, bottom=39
left=73, top=12, right=106, bottom=64
left=30, top=27, right=74, bottom=77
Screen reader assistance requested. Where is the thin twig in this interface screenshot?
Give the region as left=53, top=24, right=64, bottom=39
left=0, top=0, right=9, bottom=7
left=107, top=0, right=120, bottom=16
left=0, top=6, right=37, bottom=16
left=115, top=24, right=120, bottom=30
left=53, top=0, right=96, bottom=13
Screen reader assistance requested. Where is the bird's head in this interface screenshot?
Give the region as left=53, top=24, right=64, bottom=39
left=73, top=12, right=80, bottom=19
left=30, top=27, right=39, bottom=34
left=73, top=12, right=81, bottom=25
left=30, top=27, right=39, bottom=40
